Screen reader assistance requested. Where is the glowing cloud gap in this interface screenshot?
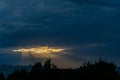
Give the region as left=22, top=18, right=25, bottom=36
left=13, top=46, right=65, bottom=58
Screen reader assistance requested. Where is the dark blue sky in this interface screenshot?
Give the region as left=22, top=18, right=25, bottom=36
left=0, top=0, right=120, bottom=68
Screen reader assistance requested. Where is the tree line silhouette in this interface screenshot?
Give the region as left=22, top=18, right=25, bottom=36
left=0, top=59, right=120, bottom=80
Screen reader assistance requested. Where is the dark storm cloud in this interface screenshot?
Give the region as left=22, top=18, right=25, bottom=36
left=69, top=0, right=120, bottom=8
left=0, top=0, right=120, bottom=66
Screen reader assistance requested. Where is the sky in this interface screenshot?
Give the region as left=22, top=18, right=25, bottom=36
left=0, top=0, right=120, bottom=68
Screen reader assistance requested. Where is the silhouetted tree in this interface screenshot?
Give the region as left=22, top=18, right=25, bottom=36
left=31, top=62, right=42, bottom=72
left=44, top=59, right=51, bottom=70
left=30, top=62, right=42, bottom=80
left=79, top=60, right=119, bottom=80
left=51, top=63, right=57, bottom=69
left=5, top=60, right=120, bottom=80
left=0, top=72, right=5, bottom=80
left=7, top=69, right=28, bottom=80
left=95, top=60, right=119, bottom=80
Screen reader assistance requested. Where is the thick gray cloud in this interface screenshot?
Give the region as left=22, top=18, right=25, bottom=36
left=0, top=0, right=120, bottom=67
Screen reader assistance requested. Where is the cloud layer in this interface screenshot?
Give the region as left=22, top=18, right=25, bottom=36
left=0, top=0, right=120, bottom=67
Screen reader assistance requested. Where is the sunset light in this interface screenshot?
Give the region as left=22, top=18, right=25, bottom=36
left=13, top=46, right=65, bottom=58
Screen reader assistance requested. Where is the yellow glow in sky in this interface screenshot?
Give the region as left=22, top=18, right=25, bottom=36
left=13, top=46, right=65, bottom=58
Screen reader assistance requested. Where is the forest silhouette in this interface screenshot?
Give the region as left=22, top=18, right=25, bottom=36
left=0, top=59, right=119, bottom=80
